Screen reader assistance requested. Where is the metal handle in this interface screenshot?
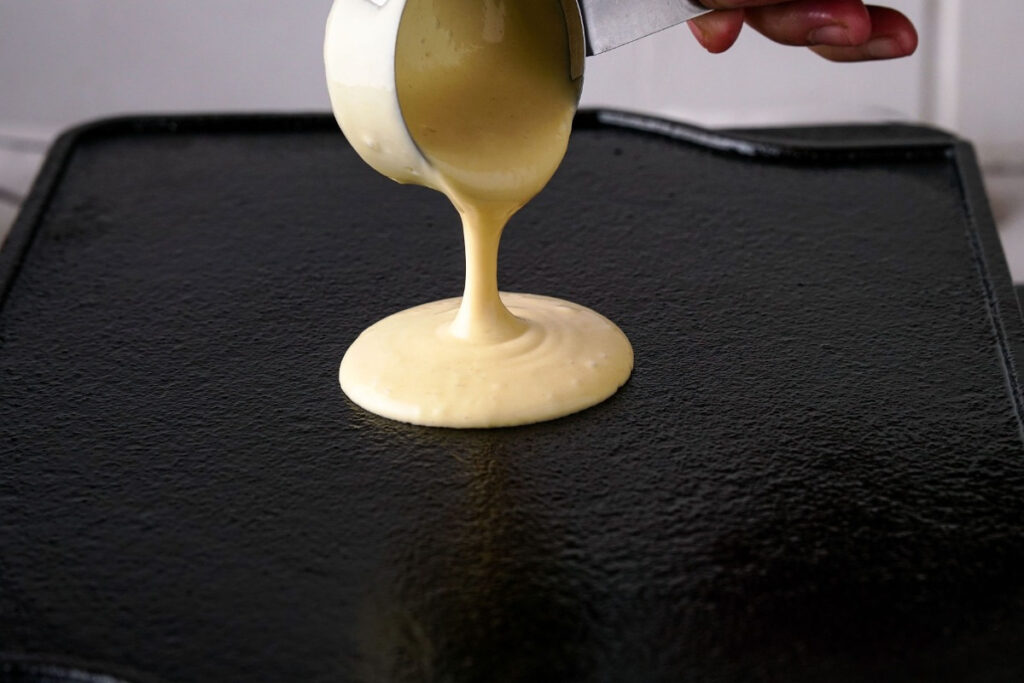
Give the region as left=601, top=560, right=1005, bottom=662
left=576, top=0, right=712, bottom=55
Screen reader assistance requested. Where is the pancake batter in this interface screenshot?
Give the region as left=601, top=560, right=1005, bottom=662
left=325, top=0, right=632, bottom=427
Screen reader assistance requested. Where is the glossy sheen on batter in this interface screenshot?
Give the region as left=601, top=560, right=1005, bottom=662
left=327, top=0, right=633, bottom=427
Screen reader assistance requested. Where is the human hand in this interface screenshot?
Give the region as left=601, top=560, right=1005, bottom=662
left=689, top=0, right=918, bottom=61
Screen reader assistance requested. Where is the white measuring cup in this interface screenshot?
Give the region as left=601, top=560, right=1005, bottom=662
left=324, top=0, right=586, bottom=199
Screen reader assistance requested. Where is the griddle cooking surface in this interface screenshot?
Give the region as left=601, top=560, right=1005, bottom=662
left=2, top=113, right=1024, bottom=682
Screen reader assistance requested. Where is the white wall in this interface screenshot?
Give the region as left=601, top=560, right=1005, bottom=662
left=946, top=0, right=1024, bottom=170
left=0, top=1, right=336, bottom=125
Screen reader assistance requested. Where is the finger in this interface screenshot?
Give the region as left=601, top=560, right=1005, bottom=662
left=744, top=0, right=873, bottom=47
left=689, top=9, right=746, bottom=53
left=810, top=6, right=918, bottom=61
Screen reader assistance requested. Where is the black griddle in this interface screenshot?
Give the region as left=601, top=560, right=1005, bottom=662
left=2, top=112, right=1024, bottom=682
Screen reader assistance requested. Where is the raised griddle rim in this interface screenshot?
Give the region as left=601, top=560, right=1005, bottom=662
left=1, top=110, right=1020, bottom=434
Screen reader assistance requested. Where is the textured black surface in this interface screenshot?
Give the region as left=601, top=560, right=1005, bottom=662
left=2, top=113, right=1024, bottom=682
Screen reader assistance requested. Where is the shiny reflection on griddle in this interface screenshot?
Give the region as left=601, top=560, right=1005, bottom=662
left=354, top=435, right=594, bottom=682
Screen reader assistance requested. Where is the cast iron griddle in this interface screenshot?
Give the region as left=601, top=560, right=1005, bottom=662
left=2, top=112, right=1024, bottom=682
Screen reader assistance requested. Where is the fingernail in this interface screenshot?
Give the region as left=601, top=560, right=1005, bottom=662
left=807, top=24, right=852, bottom=46
left=864, top=37, right=902, bottom=59
left=689, top=20, right=708, bottom=43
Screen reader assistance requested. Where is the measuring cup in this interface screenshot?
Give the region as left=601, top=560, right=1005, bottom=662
left=324, top=0, right=586, bottom=199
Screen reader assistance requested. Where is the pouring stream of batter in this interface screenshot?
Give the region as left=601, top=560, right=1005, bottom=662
left=326, top=0, right=633, bottom=427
